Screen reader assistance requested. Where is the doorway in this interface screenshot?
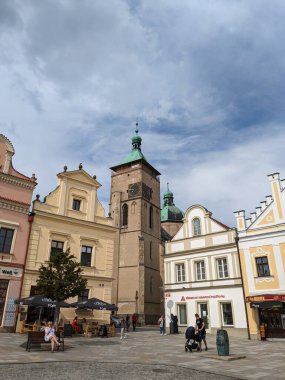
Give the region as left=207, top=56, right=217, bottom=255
left=198, top=302, right=209, bottom=329
left=260, top=309, right=285, bottom=338
left=0, top=280, right=9, bottom=325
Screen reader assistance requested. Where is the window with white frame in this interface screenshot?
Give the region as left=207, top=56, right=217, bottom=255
left=217, top=258, right=229, bottom=278
left=0, top=227, right=14, bottom=253
left=255, top=256, right=270, bottom=277
left=175, top=263, right=185, bottom=282
left=195, top=261, right=206, bottom=280
left=177, top=304, right=187, bottom=325
left=193, top=218, right=201, bottom=236
left=221, top=302, right=233, bottom=325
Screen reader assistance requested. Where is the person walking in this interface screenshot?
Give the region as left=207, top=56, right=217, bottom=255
left=120, top=317, right=126, bottom=339
left=158, top=315, right=166, bottom=336
left=195, top=313, right=208, bottom=351
left=132, top=313, right=138, bottom=331
left=126, top=314, right=130, bottom=332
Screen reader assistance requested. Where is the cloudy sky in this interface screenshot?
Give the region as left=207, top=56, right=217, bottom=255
left=1, top=0, right=285, bottom=226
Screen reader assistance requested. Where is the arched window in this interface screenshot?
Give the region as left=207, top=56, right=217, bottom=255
left=193, top=217, right=201, bottom=236
left=122, top=204, right=128, bottom=226
left=149, top=206, right=153, bottom=228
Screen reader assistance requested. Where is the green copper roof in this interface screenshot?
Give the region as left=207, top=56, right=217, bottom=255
left=118, top=126, right=148, bottom=166
left=161, top=183, right=183, bottom=222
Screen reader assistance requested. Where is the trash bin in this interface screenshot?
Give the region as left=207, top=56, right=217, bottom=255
left=64, top=323, right=73, bottom=337
left=216, top=329, right=229, bottom=356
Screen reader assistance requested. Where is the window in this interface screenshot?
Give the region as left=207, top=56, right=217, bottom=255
left=150, top=241, right=152, bottom=260
left=221, top=303, right=233, bottom=325
left=149, top=206, right=153, bottom=228
left=50, top=240, right=64, bottom=259
left=256, top=256, right=270, bottom=277
left=78, top=289, right=89, bottom=302
left=0, top=227, right=14, bottom=253
left=195, top=261, right=206, bottom=281
left=217, top=258, right=229, bottom=278
left=81, top=245, right=92, bottom=267
left=176, top=263, right=185, bottom=282
left=193, top=218, right=201, bottom=236
left=72, top=199, right=81, bottom=211
left=122, top=204, right=128, bottom=226
left=178, top=304, right=187, bottom=325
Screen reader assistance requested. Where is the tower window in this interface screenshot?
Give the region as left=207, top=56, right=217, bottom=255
left=72, top=199, right=81, bottom=211
left=150, top=241, right=152, bottom=260
left=149, top=206, right=153, bottom=228
left=193, top=218, right=201, bottom=236
left=122, top=204, right=128, bottom=227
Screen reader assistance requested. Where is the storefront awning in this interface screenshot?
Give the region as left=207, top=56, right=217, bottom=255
left=250, top=301, right=285, bottom=310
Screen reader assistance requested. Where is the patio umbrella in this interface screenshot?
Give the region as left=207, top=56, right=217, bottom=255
left=14, top=295, right=72, bottom=308
left=71, top=297, right=118, bottom=311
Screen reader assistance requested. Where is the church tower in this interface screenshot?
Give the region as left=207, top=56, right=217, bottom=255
left=109, top=126, right=162, bottom=324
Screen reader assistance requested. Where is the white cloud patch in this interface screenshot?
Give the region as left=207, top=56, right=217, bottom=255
left=0, top=0, right=285, bottom=226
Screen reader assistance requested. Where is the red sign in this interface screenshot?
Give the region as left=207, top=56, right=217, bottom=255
left=246, top=294, right=285, bottom=302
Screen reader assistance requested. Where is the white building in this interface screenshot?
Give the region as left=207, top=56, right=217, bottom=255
left=164, top=205, right=248, bottom=338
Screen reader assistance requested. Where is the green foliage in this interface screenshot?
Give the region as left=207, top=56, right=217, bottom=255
left=36, top=248, right=87, bottom=301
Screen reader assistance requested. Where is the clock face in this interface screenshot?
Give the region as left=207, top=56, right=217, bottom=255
left=128, top=182, right=140, bottom=197
left=142, top=183, right=152, bottom=200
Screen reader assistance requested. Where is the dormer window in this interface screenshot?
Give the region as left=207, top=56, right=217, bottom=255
left=72, top=199, right=81, bottom=211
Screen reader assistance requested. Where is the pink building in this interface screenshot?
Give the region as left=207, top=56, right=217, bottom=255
left=0, top=135, right=36, bottom=331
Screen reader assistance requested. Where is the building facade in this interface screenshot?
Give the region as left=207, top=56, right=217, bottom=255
left=109, top=128, right=162, bottom=324
left=17, top=165, right=118, bottom=330
left=0, top=134, right=36, bottom=331
left=235, top=172, right=285, bottom=339
left=164, top=205, right=248, bottom=338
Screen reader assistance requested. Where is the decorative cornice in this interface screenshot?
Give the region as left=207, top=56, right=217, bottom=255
left=0, top=172, right=36, bottom=189
left=0, top=197, right=29, bottom=214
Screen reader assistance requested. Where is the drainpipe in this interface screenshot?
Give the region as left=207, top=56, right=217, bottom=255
left=234, top=229, right=251, bottom=340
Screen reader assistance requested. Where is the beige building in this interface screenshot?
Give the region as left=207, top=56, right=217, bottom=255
left=164, top=205, right=248, bottom=338
left=17, top=165, right=118, bottom=330
left=109, top=128, right=162, bottom=324
left=235, top=172, right=285, bottom=339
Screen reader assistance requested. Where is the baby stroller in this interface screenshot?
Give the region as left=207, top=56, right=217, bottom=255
left=185, top=326, right=201, bottom=352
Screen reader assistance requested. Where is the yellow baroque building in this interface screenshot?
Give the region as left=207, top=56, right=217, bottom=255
left=16, top=165, right=118, bottom=331
left=235, top=172, right=285, bottom=339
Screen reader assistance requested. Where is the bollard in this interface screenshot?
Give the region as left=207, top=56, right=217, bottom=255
left=216, top=329, right=229, bottom=356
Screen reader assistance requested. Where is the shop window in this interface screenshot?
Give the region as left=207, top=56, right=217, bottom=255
left=193, top=218, right=201, bottom=236
left=195, top=261, right=206, bottom=280
left=72, top=199, right=81, bottom=211
left=221, top=303, right=233, bottom=326
left=0, top=227, right=14, bottom=253
left=78, top=289, right=89, bottom=302
left=80, top=245, right=92, bottom=267
left=176, top=263, right=185, bottom=283
left=217, top=258, right=229, bottom=278
left=178, top=304, right=187, bottom=325
left=122, top=204, right=128, bottom=227
left=256, top=256, right=270, bottom=277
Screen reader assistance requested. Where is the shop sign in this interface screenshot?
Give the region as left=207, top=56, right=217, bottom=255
left=0, top=267, right=22, bottom=277
left=181, top=295, right=225, bottom=301
left=246, top=295, right=285, bottom=302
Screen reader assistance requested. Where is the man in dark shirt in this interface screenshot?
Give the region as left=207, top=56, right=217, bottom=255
left=195, top=313, right=208, bottom=351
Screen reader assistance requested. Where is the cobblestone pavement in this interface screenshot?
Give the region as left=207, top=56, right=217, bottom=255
left=0, top=362, right=239, bottom=380
left=0, top=329, right=284, bottom=380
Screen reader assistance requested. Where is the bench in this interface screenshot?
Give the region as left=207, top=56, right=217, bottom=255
left=26, top=331, right=64, bottom=352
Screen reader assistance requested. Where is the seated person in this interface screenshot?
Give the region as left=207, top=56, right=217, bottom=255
left=42, top=321, right=60, bottom=352
left=71, top=316, right=80, bottom=334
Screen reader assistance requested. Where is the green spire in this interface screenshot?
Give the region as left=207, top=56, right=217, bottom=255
left=161, top=183, right=183, bottom=222
left=118, top=123, right=147, bottom=165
